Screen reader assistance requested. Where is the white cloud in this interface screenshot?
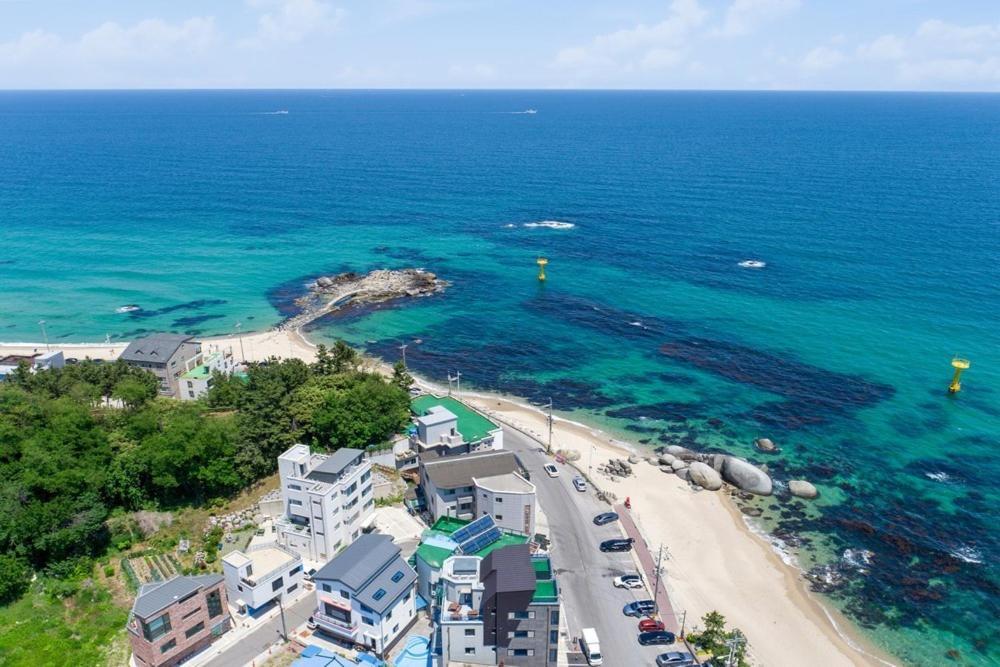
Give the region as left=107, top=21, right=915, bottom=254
left=553, top=0, right=707, bottom=73
left=718, top=0, right=799, bottom=37
left=253, top=0, right=345, bottom=43
left=78, top=18, right=216, bottom=62
left=916, top=19, right=1000, bottom=54
left=857, top=34, right=905, bottom=61
left=800, top=46, right=845, bottom=71
left=447, top=63, right=496, bottom=81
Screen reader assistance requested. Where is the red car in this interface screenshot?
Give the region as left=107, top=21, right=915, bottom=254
left=638, top=618, right=665, bottom=633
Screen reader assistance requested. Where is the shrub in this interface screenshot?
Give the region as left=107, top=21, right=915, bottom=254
left=103, top=565, right=115, bottom=577
left=0, top=554, right=31, bottom=604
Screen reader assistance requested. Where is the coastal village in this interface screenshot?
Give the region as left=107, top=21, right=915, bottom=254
left=0, top=309, right=876, bottom=667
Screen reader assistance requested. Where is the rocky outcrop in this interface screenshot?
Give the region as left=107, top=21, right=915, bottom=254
left=789, top=480, right=819, bottom=499
left=688, top=462, right=723, bottom=491
left=280, top=268, right=449, bottom=331
left=721, top=457, right=773, bottom=496
left=754, top=437, right=778, bottom=453
left=671, top=459, right=689, bottom=473
left=665, top=445, right=699, bottom=461
left=676, top=467, right=691, bottom=482
left=658, top=454, right=676, bottom=466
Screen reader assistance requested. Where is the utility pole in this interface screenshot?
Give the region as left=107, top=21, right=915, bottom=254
left=725, top=630, right=745, bottom=667
left=399, top=343, right=408, bottom=368
left=453, top=370, right=462, bottom=397
left=653, top=544, right=664, bottom=615
left=38, top=320, right=49, bottom=351
left=680, top=609, right=687, bottom=638
left=544, top=398, right=553, bottom=455
left=277, top=594, right=288, bottom=641
left=235, top=321, right=245, bottom=363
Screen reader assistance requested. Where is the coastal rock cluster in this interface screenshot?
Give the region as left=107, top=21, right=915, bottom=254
left=279, top=268, right=449, bottom=330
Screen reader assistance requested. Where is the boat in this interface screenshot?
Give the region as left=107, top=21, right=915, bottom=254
left=738, top=260, right=766, bottom=269
left=115, top=304, right=141, bottom=313
left=523, top=109, right=537, bottom=114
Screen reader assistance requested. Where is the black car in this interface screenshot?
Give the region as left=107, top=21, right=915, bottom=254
left=638, top=630, right=677, bottom=646
left=593, top=512, right=619, bottom=526
left=622, top=600, right=656, bottom=617
left=599, top=537, right=634, bottom=552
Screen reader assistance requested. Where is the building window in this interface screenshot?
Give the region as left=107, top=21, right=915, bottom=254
left=362, top=616, right=375, bottom=626
left=322, top=584, right=332, bottom=593
left=141, top=613, right=172, bottom=642
left=290, top=499, right=303, bottom=506
left=372, top=588, right=386, bottom=601
left=272, top=577, right=284, bottom=592
left=206, top=590, right=224, bottom=618
left=496, top=514, right=503, bottom=520
left=288, top=484, right=302, bottom=491
left=287, top=584, right=297, bottom=594
left=184, top=622, right=205, bottom=638
left=360, top=603, right=374, bottom=613
left=182, top=607, right=202, bottom=620
left=495, top=497, right=503, bottom=503
left=392, top=623, right=399, bottom=633
left=550, top=610, right=559, bottom=624
left=508, top=611, right=534, bottom=620
left=465, top=648, right=476, bottom=655
left=464, top=629, right=476, bottom=637
left=549, top=648, right=558, bottom=662
left=324, top=603, right=352, bottom=624
left=290, top=565, right=302, bottom=576
left=341, top=590, right=352, bottom=600
left=550, top=630, right=559, bottom=644
left=246, top=564, right=253, bottom=577
left=390, top=571, right=404, bottom=583
left=160, top=639, right=177, bottom=653
left=510, top=630, right=534, bottom=638
left=508, top=648, right=533, bottom=656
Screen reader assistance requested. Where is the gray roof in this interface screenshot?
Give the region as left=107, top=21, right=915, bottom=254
left=306, top=448, right=364, bottom=483
left=421, top=450, right=517, bottom=490
left=313, top=534, right=416, bottom=615
left=121, top=334, right=194, bottom=364
left=131, top=574, right=223, bottom=619
left=481, top=544, right=535, bottom=594
left=417, top=406, right=457, bottom=427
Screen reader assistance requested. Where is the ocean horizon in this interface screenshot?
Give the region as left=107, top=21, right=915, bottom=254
left=1, top=89, right=998, bottom=665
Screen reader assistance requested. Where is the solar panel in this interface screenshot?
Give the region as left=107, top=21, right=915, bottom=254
left=459, top=526, right=502, bottom=554
left=451, top=515, right=495, bottom=544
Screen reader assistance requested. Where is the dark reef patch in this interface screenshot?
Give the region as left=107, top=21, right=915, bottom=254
left=127, top=299, right=228, bottom=320
left=605, top=401, right=707, bottom=423
left=171, top=313, right=226, bottom=328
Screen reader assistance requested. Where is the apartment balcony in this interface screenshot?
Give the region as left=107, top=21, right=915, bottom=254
left=440, top=603, right=481, bottom=623
left=314, top=611, right=359, bottom=637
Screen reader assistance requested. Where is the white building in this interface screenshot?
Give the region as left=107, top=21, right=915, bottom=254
left=276, top=445, right=375, bottom=563
left=178, top=348, right=239, bottom=401
left=0, top=350, right=64, bottom=380
left=398, top=396, right=504, bottom=471
left=420, top=450, right=536, bottom=537
left=222, top=543, right=303, bottom=615
left=312, top=534, right=418, bottom=656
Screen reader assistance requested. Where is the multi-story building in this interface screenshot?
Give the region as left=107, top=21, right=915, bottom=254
left=0, top=350, right=64, bottom=380
left=397, top=396, right=504, bottom=470
left=221, top=543, right=303, bottom=615
left=312, top=534, right=418, bottom=656
left=419, top=450, right=536, bottom=537
left=120, top=334, right=201, bottom=397
left=126, top=574, right=231, bottom=667
left=178, top=347, right=239, bottom=401
left=438, top=544, right=560, bottom=667
left=276, top=444, right=375, bottom=563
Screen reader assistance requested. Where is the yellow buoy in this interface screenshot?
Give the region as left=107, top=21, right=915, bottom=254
left=949, top=357, right=970, bottom=393
left=536, top=257, right=548, bottom=281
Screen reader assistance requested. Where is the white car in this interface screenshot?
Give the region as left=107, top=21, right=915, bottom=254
left=573, top=476, right=587, bottom=492
left=544, top=464, right=559, bottom=478
left=613, top=574, right=644, bottom=589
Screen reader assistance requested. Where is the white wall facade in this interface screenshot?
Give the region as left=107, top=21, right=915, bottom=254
left=314, top=579, right=417, bottom=654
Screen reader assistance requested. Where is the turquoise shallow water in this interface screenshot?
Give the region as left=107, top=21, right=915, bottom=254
left=1, top=91, right=998, bottom=665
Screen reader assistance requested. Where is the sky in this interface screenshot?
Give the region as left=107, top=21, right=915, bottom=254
left=0, top=0, right=998, bottom=91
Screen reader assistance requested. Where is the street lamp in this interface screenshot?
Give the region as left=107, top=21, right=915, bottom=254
left=38, top=320, right=49, bottom=351
left=399, top=343, right=408, bottom=368
left=544, top=398, right=553, bottom=455
left=235, top=321, right=246, bottom=363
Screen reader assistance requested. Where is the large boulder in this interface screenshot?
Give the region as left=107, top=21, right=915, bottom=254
left=789, top=480, right=819, bottom=499
left=671, top=459, right=689, bottom=472
left=688, top=462, right=723, bottom=491
left=754, top=437, right=778, bottom=453
left=665, top=445, right=698, bottom=460
left=676, top=467, right=691, bottom=482
left=628, top=455, right=641, bottom=465
left=721, top=456, right=773, bottom=496
left=658, top=454, right=676, bottom=466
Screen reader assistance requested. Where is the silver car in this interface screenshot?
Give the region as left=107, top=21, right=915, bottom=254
left=573, top=476, right=587, bottom=492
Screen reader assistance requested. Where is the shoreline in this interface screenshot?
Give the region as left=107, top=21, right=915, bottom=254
left=1, top=330, right=898, bottom=666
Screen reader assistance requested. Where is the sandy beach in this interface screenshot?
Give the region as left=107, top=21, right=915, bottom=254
left=1, top=329, right=898, bottom=666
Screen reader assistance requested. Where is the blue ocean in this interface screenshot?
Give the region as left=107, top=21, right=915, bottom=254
left=1, top=91, right=998, bottom=665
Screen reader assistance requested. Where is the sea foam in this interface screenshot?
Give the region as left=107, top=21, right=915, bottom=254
left=523, top=220, right=575, bottom=230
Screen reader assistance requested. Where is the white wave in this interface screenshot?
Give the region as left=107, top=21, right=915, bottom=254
left=738, top=259, right=766, bottom=268
left=951, top=545, right=983, bottom=564
left=743, top=515, right=799, bottom=568
left=629, top=321, right=643, bottom=327
left=502, top=223, right=516, bottom=228
left=925, top=471, right=953, bottom=483
left=523, top=220, right=575, bottom=230
left=261, top=110, right=289, bottom=115
left=115, top=305, right=140, bottom=313
left=841, top=548, right=874, bottom=573
left=503, top=109, right=537, bottom=114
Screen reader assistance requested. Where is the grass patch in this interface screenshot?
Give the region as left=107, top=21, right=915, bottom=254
left=0, top=580, right=128, bottom=667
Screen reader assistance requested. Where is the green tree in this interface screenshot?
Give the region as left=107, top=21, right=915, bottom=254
left=112, top=377, right=156, bottom=410
left=311, top=373, right=410, bottom=450
left=330, top=340, right=360, bottom=374
left=0, top=553, right=30, bottom=604
left=205, top=370, right=245, bottom=408
left=391, top=361, right=414, bottom=392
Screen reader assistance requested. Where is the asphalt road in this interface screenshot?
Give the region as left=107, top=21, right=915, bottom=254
left=505, top=427, right=667, bottom=666
left=202, top=593, right=314, bottom=667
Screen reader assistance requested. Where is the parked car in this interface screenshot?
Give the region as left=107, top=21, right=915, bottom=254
left=600, top=538, right=634, bottom=553
left=622, top=600, right=656, bottom=617
left=613, top=574, right=643, bottom=589
left=656, top=651, right=696, bottom=666
left=638, top=618, right=665, bottom=632
left=573, top=476, right=587, bottom=492
left=544, top=464, right=559, bottom=478
left=638, top=630, right=677, bottom=646
left=304, top=567, right=317, bottom=581
left=593, top=512, right=619, bottom=526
